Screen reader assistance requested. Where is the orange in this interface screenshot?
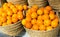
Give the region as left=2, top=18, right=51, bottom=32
left=37, top=9, right=43, bottom=15
left=26, top=16, right=31, bottom=22
left=1, top=17, right=7, bottom=23
left=37, top=15, right=42, bottom=20
left=39, top=7, right=44, bottom=11
left=25, top=22, right=32, bottom=29
left=7, top=9, right=13, bottom=16
left=30, top=8, right=37, bottom=12
left=32, top=25, right=39, bottom=30
left=32, top=5, right=38, bottom=10
left=12, top=14, right=17, bottom=18
left=8, top=2, right=13, bottom=7
left=50, top=10, right=55, bottom=14
left=23, top=5, right=27, bottom=10
left=31, top=12, right=37, bottom=19
left=17, top=5, right=23, bottom=11
left=44, top=9, right=49, bottom=14
left=31, top=19, right=37, bottom=25
left=22, top=19, right=27, bottom=25
left=37, top=20, right=43, bottom=26
left=39, top=25, right=46, bottom=31
left=7, top=19, right=12, bottom=25
left=45, top=6, right=52, bottom=11
left=49, top=12, right=55, bottom=20
left=26, top=9, right=32, bottom=14
left=12, top=17, right=18, bottom=23
left=17, top=11, right=23, bottom=20
left=51, top=20, right=58, bottom=28
left=2, top=12, right=7, bottom=17
left=10, top=4, right=15, bottom=9
left=7, top=16, right=12, bottom=20
left=42, top=14, right=49, bottom=20
left=3, top=3, right=8, bottom=8
left=12, top=7, right=17, bottom=14
left=44, top=19, right=51, bottom=26
left=54, top=16, right=59, bottom=22
left=2, top=22, right=7, bottom=26
left=0, top=9, right=3, bottom=16
left=46, top=26, right=53, bottom=31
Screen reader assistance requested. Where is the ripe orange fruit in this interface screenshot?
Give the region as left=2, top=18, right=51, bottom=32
left=12, top=7, right=17, bottom=14
left=44, top=9, right=49, bottom=14
left=8, top=2, right=13, bottom=7
left=23, top=5, right=27, bottom=10
left=31, top=12, right=37, bottom=19
left=31, top=19, right=37, bottom=25
left=37, top=9, right=43, bottom=15
left=17, top=5, right=23, bottom=11
left=2, top=12, right=7, bottom=17
left=39, top=25, right=46, bottom=31
left=10, top=4, right=15, bottom=9
left=50, top=10, right=55, bottom=14
left=32, top=25, right=39, bottom=30
left=0, top=8, right=3, bottom=16
left=12, top=17, right=18, bottom=23
left=51, top=20, right=58, bottom=28
left=37, top=15, right=42, bottom=20
left=7, top=19, right=12, bottom=25
left=32, top=5, right=38, bottom=10
left=44, top=19, right=51, bottom=26
left=54, top=16, right=59, bottom=22
left=37, top=20, right=43, bottom=26
left=26, top=16, right=31, bottom=22
left=45, top=6, right=52, bottom=11
left=25, top=22, right=32, bottom=29
left=2, top=22, right=7, bottom=26
left=7, top=9, right=13, bottom=16
left=1, top=17, right=7, bottom=23
left=17, top=11, right=23, bottom=20
left=22, top=19, right=27, bottom=25
left=49, top=12, right=55, bottom=20
left=26, top=9, right=32, bottom=14
left=46, top=26, right=53, bottom=31
left=39, top=7, right=44, bottom=11
left=42, top=14, right=49, bottom=20
left=30, top=8, right=37, bottom=12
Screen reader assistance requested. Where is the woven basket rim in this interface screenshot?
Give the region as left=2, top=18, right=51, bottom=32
left=0, top=21, right=21, bottom=27
left=24, top=25, right=59, bottom=32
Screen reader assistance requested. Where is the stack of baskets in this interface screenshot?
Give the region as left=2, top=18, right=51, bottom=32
left=7, top=0, right=27, bottom=5
left=48, top=0, right=60, bottom=12
left=0, top=21, right=23, bottom=36
left=28, top=0, right=47, bottom=7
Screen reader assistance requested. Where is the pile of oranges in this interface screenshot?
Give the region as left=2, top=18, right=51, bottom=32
left=0, top=2, right=27, bottom=26
left=22, top=5, right=59, bottom=31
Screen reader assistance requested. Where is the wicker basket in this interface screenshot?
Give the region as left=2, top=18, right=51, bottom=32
left=25, top=26, right=59, bottom=37
left=7, top=0, right=27, bottom=5
left=28, top=0, right=47, bottom=7
left=0, top=21, right=23, bottom=36
left=48, top=0, right=60, bottom=10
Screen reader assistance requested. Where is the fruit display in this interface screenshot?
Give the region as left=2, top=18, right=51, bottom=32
left=0, top=2, right=28, bottom=26
left=22, top=5, right=59, bottom=31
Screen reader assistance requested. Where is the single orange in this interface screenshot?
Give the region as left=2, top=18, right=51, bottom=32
left=37, top=20, right=43, bottom=26
left=22, top=19, right=27, bottom=25
left=7, top=19, right=12, bottom=25
left=37, top=15, right=42, bottom=20
left=31, top=19, right=37, bottom=25
left=44, top=19, right=51, bottom=26
left=25, top=22, right=32, bottom=29
left=45, top=6, right=52, bottom=11
left=37, top=9, right=43, bottom=15
left=23, top=5, right=27, bottom=10
left=39, top=25, right=46, bottom=31
left=49, top=12, right=55, bottom=20
left=2, top=12, right=7, bottom=17
left=51, top=20, right=58, bottom=28
left=26, top=16, right=31, bottom=22
left=7, top=16, right=12, bottom=20
left=42, top=14, right=49, bottom=20
left=31, top=12, right=37, bottom=19
left=39, top=7, right=44, bottom=11
left=30, top=8, right=37, bottom=12
left=17, top=11, right=23, bottom=20
left=46, top=26, right=53, bottom=31
left=32, top=24, right=39, bottom=30
left=44, top=9, right=49, bottom=14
